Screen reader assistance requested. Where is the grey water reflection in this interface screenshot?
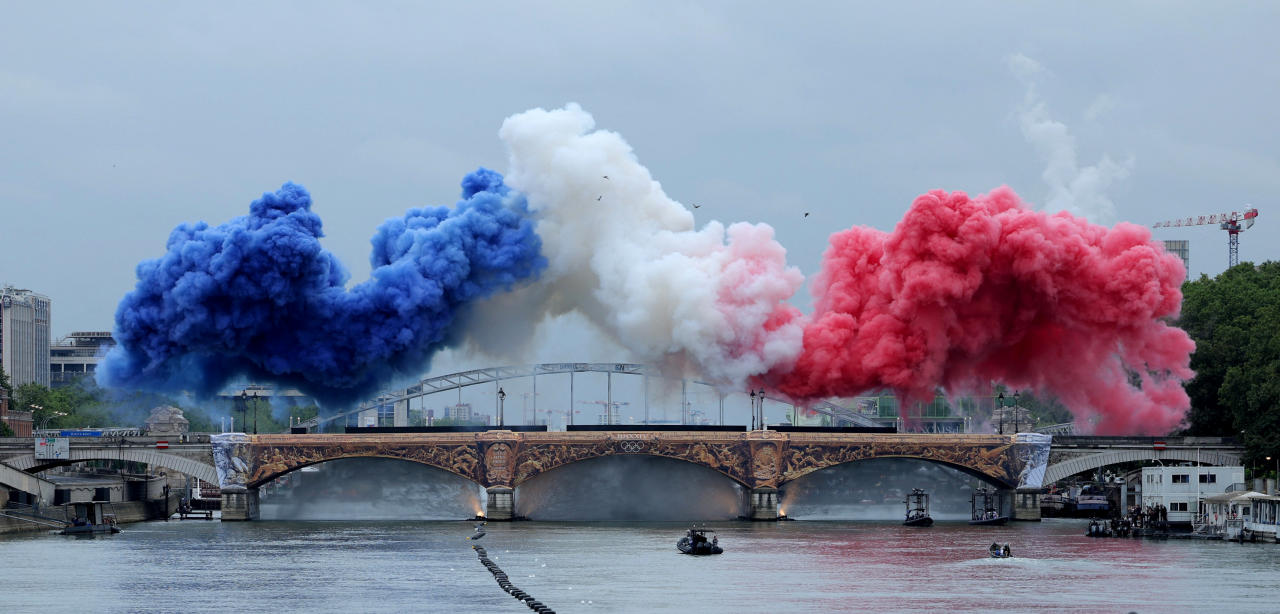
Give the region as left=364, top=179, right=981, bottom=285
left=781, top=458, right=978, bottom=520
left=515, top=455, right=746, bottom=520
left=258, top=457, right=484, bottom=520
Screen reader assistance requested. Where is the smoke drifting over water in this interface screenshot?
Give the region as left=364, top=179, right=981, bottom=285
left=98, top=169, right=544, bottom=408
left=476, top=104, right=805, bottom=387
left=772, top=188, right=1193, bottom=435
left=515, top=455, right=746, bottom=521
left=1009, top=52, right=1132, bottom=225
left=258, top=458, right=483, bottom=520
left=101, top=103, right=1194, bottom=435
left=781, top=459, right=976, bottom=521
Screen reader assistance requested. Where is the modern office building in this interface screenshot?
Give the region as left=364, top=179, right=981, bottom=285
left=49, top=331, right=116, bottom=388
left=1162, top=240, right=1190, bottom=281
left=1, top=286, right=51, bottom=388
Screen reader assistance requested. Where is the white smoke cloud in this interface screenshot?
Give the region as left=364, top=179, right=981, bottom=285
left=1008, top=53, right=1132, bottom=224
left=468, top=104, right=804, bottom=386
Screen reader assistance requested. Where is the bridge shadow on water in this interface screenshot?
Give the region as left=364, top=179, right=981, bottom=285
left=253, top=456, right=986, bottom=523
left=781, top=458, right=978, bottom=521
left=515, top=455, right=746, bottom=521
left=258, top=458, right=483, bottom=520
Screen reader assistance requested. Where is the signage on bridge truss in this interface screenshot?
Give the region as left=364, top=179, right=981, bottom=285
left=34, top=437, right=69, bottom=459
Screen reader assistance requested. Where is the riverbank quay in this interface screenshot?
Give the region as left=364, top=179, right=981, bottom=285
left=1, top=471, right=181, bottom=535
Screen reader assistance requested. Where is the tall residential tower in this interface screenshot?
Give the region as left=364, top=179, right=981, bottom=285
left=1, top=285, right=51, bottom=388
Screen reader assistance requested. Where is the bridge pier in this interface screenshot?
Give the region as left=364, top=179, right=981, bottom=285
left=748, top=487, right=780, bottom=521
left=485, top=486, right=514, bottom=521
left=1012, top=489, right=1041, bottom=521
left=221, top=489, right=259, bottom=521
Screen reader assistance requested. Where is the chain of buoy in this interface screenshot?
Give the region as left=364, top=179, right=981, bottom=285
left=473, top=544, right=555, bottom=613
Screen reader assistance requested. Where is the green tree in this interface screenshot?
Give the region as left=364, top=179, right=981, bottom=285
left=14, top=381, right=111, bottom=430
left=1179, top=261, right=1280, bottom=471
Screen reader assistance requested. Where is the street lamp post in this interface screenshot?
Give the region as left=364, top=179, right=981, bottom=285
left=1013, top=391, right=1021, bottom=434
left=33, top=405, right=67, bottom=433
left=997, top=392, right=1005, bottom=434
left=497, top=387, right=506, bottom=428
left=239, top=391, right=248, bottom=434
left=749, top=390, right=756, bottom=430
left=757, top=389, right=767, bottom=430
left=30, top=404, right=44, bottom=432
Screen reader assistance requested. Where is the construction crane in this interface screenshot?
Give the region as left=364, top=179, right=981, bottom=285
left=1153, top=207, right=1259, bottom=268
left=578, top=400, right=629, bottom=425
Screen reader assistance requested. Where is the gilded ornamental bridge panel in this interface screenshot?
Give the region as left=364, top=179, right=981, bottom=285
left=211, top=432, right=1051, bottom=493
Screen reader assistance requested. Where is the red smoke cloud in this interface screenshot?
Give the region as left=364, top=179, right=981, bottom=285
left=771, top=187, right=1193, bottom=435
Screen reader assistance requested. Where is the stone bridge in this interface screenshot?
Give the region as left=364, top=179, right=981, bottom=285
left=0, top=435, right=219, bottom=503
left=7, top=432, right=1239, bottom=522
left=211, top=431, right=1052, bottom=521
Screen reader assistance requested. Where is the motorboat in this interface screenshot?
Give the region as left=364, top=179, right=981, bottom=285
left=677, top=528, right=723, bottom=555
left=1085, top=520, right=1112, bottom=537
left=988, top=543, right=1013, bottom=558
left=969, top=487, right=1009, bottom=526
left=59, top=501, right=121, bottom=535
left=903, top=488, right=934, bottom=527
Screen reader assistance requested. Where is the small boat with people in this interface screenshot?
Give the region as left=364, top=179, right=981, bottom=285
left=677, top=527, right=723, bottom=555
left=988, top=543, right=1013, bottom=558
left=58, top=501, right=120, bottom=535
left=1085, top=519, right=1112, bottom=537
left=969, top=487, right=1009, bottom=526
left=903, top=488, right=934, bottom=527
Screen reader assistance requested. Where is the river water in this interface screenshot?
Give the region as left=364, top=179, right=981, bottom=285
left=3, top=518, right=1279, bottom=613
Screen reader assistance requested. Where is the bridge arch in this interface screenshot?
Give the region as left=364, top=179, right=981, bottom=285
left=780, top=454, right=1017, bottom=490
left=510, top=448, right=752, bottom=489
left=1044, top=449, right=1242, bottom=484
left=246, top=451, right=484, bottom=489
left=2, top=449, right=219, bottom=485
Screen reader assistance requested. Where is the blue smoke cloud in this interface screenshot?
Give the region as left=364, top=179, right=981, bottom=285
left=97, top=168, right=545, bottom=408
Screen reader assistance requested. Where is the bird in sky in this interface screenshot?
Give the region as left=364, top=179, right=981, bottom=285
left=602, top=175, right=609, bottom=179
left=692, top=203, right=701, bottom=209
left=804, top=212, right=810, bottom=218
left=597, top=195, right=602, bottom=201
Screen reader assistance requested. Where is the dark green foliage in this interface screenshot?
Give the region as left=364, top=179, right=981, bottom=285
left=1179, top=261, right=1280, bottom=472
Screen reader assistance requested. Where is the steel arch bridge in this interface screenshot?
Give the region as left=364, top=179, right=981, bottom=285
left=301, top=362, right=881, bottom=429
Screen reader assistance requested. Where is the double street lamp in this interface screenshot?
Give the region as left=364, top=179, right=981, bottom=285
left=497, top=387, right=506, bottom=428
left=32, top=404, right=62, bottom=432
left=996, top=391, right=1021, bottom=434
left=238, top=391, right=259, bottom=434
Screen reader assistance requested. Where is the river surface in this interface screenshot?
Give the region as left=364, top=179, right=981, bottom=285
left=3, top=519, right=1278, bottom=613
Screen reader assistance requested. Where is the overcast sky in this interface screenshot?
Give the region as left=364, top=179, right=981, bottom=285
left=3, top=2, right=1278, bottom=419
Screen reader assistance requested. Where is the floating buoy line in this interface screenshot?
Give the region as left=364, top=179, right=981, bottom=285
left=472, top=543, right=556, bottom=613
